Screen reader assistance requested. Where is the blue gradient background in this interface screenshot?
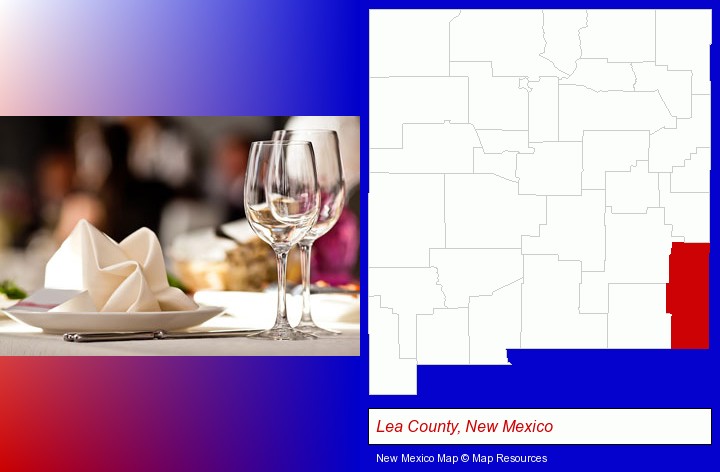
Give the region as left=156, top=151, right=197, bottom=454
left=0, top=1, right=717, bottom=471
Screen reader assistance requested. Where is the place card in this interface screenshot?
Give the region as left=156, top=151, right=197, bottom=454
left=10, top=289, right=94, bottom=312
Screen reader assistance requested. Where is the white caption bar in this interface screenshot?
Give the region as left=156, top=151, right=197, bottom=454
left=369, top=408, right=711, bottom=445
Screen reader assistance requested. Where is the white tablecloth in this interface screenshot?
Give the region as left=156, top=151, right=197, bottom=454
left=0, top=316, right=359, bottom=356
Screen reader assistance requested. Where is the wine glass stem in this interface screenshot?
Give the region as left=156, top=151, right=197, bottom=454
left=299, top=242, right=314, bottom=324
left=274, top=251, right=291, bottom=330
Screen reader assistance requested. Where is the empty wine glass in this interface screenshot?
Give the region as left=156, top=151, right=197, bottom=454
left=244, top=140, right=320, bottom=340
left=272, top=129, right=345, bottom=336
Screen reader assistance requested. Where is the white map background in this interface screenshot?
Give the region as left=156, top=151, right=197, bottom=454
left=368, top=10, right=711, bottom=395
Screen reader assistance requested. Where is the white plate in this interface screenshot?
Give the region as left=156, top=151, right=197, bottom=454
left=1, top=306, right=225, bottom=334
left=194, top=291, right=359, bottom=327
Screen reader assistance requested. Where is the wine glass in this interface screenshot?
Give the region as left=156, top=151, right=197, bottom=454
left=244, top=140, right=320, bottom=340
left=272, top=129, right=345, bottom=336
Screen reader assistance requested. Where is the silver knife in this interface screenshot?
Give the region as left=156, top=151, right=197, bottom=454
left=63, top=329, right=263, bottom=343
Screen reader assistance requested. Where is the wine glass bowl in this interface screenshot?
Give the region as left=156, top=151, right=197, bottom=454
left=273, top=130, right=345, bottom=242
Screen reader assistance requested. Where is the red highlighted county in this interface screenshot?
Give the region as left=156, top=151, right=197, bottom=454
left=667, top=242, right=710, bottom=349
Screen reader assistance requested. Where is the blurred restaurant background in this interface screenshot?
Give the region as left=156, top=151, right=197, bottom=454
left=0, top=116, right=360, bottom=294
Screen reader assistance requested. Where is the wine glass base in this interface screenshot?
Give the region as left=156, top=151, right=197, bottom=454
left=248, top=326, right=317, bottom=341
left=295, top=322, right=341, bottom=336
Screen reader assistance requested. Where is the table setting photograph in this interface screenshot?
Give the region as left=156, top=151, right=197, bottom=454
left=0, top=116, right=360, bottom=356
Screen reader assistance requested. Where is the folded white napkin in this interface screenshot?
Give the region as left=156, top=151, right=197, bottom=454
left=44, top=220, right=198, bottom=312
